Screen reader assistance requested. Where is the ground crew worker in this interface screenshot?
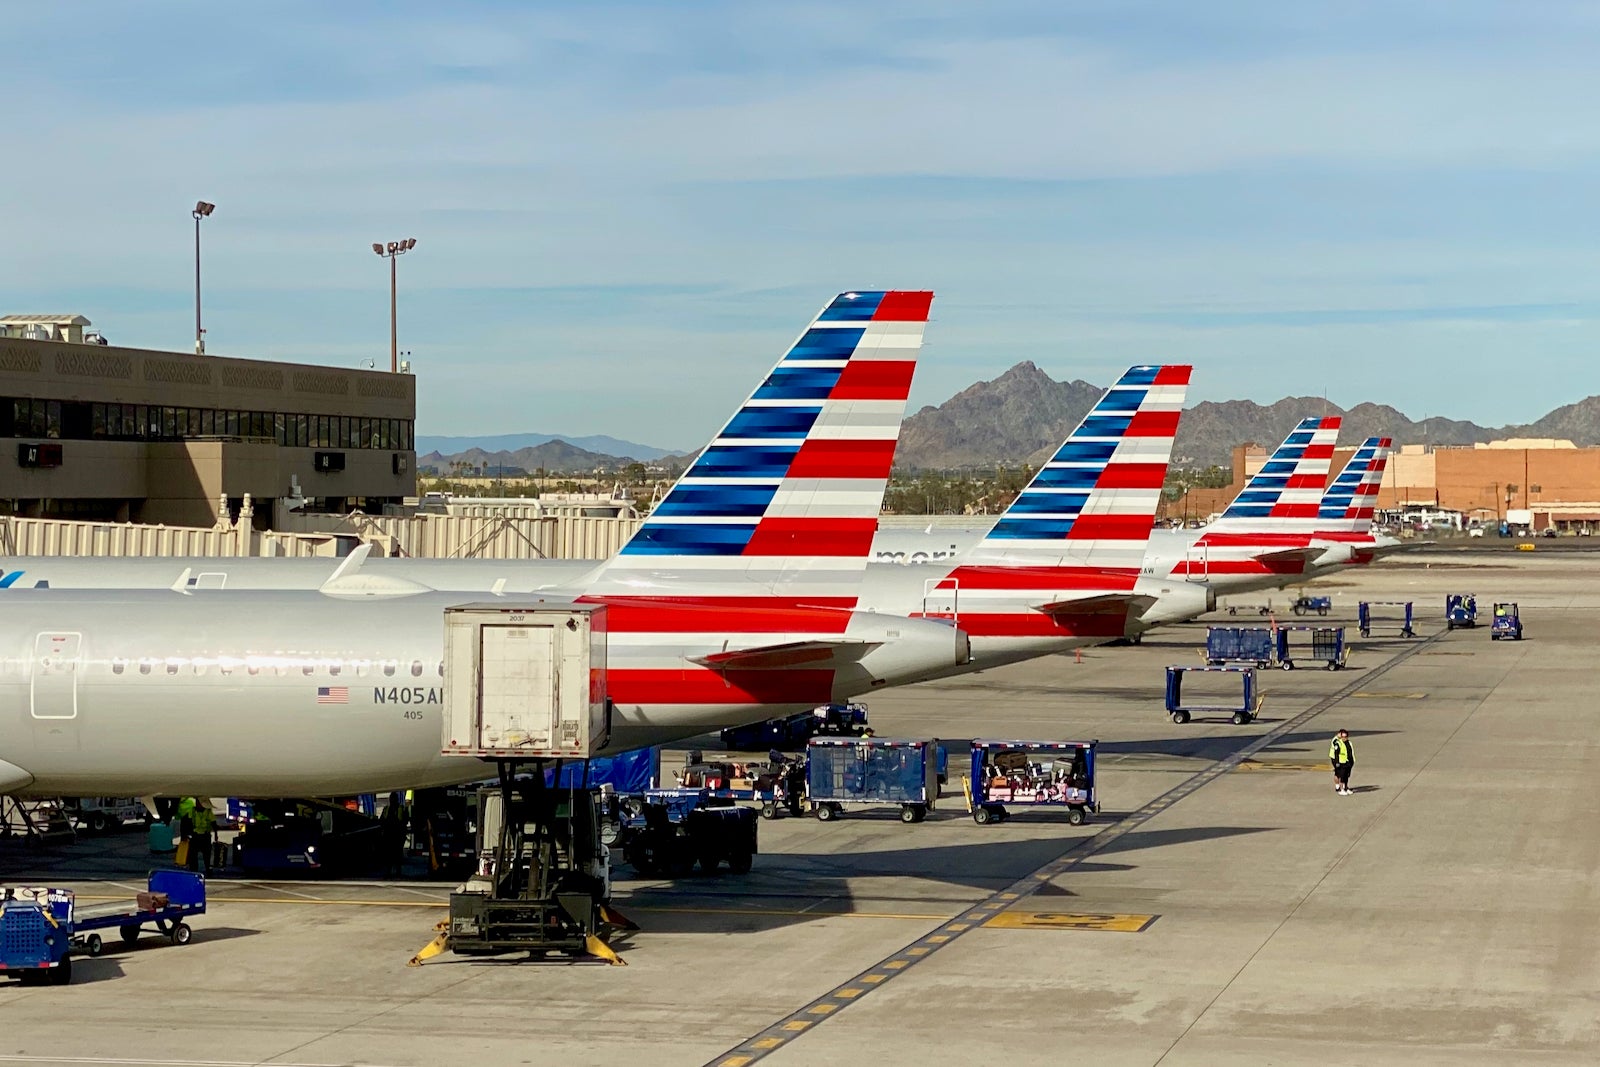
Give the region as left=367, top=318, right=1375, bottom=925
left=189, top=800, right=215, bottom=873
left=1329, top=729, right=1355, bottom=796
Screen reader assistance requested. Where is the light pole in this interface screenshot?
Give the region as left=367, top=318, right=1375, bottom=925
left=372, top=238, right=417, bottom=372
left=192, top=201, right=215, bottom=354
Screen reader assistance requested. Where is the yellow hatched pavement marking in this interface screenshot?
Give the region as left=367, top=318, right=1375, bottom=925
left=984, top=910, right=1157, bottom=933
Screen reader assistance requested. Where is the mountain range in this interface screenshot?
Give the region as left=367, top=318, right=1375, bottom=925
left=417, top=363, right=1600, bottom=474
left=896, top=362, right=1600, bottom=470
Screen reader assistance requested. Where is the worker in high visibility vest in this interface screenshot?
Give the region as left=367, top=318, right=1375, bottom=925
left=189, top=800, right=216, bottom=873
left=1329, top=730, right=1355, bottom=796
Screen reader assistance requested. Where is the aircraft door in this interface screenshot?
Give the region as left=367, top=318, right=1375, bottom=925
left=31, top=632, right=82, bottom=720
left=1184, top=543, right=1209, bottom=583
left=921, top=577, right=958, bottom=623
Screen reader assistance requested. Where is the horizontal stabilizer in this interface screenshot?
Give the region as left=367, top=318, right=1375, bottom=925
left=1249, top=546, right=1324, bottom=564
left=1034, top=592, right=1157, bottom=617
left=691, top=638, right=880, bottom=670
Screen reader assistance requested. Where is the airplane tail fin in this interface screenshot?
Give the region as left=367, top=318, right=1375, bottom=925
left=1317, top=436, right=1391, bottom=531
left=582, top=291, right=932, bottom=604
left=971, top=364, right=1192, bottom=569
left=1206, top=416, right=1341, bottom=534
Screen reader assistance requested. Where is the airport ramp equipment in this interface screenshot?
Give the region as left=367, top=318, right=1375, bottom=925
left=72, top=869, right=205, bottom=957
left=806, top=737, right=940, bottom=823
left=964, top=740, right=1098, bottom=826
left=1358, top=601, right=1416, bottom=638
left=1291, top=595, right=1332, bottom=617
left=1165, top=665, right=1262, bottom=725
left=1205, top=626, right=1279, bottom=668
left=1446, top=594, right=1479, bottom=630
left=0, top=886, right=74, bottom=985
left=1275, top=626, right=1347, bottom=671
left=1490, top=602, right=1523, bottom=641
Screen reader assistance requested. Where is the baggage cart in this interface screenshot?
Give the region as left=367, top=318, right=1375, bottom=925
left=806, top=738, right=939, bottom=823
left=1275, top=626, right=1347, bottom=670
left=1358, top=601, right=1415, bottom=638
left=0, top=886, right=74, bottom=985
left=612, top=789, right=758, bottom=875
left=1206, top=626, right=1278, bottom=667
left=964, top=740, right=1097, bottom=826
left=72, top=869, right=206, bottom=957
left=1165, top=665, right=1262, bottom=725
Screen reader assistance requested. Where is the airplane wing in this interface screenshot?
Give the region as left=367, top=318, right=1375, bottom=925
left=691, top=639, right=881, bottom=670
left=1033, top=593, right=1157, bottom=616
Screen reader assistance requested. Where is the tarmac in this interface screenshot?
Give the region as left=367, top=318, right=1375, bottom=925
left=2, top=548, right=1597, bottom=1066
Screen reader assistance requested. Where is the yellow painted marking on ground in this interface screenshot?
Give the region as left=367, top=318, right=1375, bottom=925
left=835, top=988, right=864, bottom=999
left=808, top=1003, right=839, bottom=1015
left=860, top=974, right=887, bottom=984
left=906, top=946, right=930, bottom=956
left=926, top=934, right=951, bottom=943
left=945, top=922, right=970, bottom=931
left=1237, top=760, right=1330, bottom=772
left=751, top=1038, right=784, bottom=1050
left=75, top=895, right=951, bottom=921
left=1351, top=690, right=1428, bottom=699
left=998, top=892, right=1019, bottom=901
left=983, top=911, right=1157, bottom=933
left=781, top=1021, right=812, bottom=1032
left=884, top=960, right=909, bottom=969
left=719, top=1057, right=753, bottom=1067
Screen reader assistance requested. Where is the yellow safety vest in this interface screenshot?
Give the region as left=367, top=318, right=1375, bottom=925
left=1329, top=738, right=1353, bottom=764
left=192, top=805, right=215, bottom=834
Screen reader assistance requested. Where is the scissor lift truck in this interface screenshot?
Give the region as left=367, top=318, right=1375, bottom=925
left=1358, top=601, right=1416, bottom=638
left=412, top=603, right=632, bottom=966
left=1166, top=665, right=1262, bottom=725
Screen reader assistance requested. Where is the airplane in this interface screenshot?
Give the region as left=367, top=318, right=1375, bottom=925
left=0, top=290, right=973, bottom=798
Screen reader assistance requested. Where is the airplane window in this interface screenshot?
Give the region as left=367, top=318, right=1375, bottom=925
left=247, top=666, right=260, bottom=676
left=111, top=659, right=125, bottom=675
left=219, top=664, right=233, bottom=675
left=139, top=661, right=152, bottom=675
left=302, top=664, right=315, bottom=676
left=437, top=662, right=444, bottom=677
left=383, top=662, right=396, bottom=677
left=166, top=662, right=179, bottom=675
left=411, top=661, right=423, bottom=677
left=329, top=664, right=342, bottom=676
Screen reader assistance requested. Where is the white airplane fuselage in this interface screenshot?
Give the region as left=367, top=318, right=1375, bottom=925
left=0, top=589, right=967, bottom=797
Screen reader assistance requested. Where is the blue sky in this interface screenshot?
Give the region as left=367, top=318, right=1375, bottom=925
left=4, top=1, right=1599, bottom=448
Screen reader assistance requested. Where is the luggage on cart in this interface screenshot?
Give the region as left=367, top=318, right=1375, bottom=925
left=964, top=740, right=1097, bottom=826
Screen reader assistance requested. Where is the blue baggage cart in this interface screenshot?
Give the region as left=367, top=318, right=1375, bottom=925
left=1358, top=601, right=1416, bottom=638
left=1275, top=626, right=1347, bottom=670
left=1166, top=665, right=1262, bottom=725
left=0, top=886, right=74, bottom=985
left=72, top=869, right=206, bottom=957
left=966, top=740, right=1097, bottom=826
left=806, top=737, right=939, bottom=823
left=1206, top=626, right=1278, bottom=667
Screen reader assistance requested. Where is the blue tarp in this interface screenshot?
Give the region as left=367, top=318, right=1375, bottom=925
left=546, top=748, right=660, bottom=794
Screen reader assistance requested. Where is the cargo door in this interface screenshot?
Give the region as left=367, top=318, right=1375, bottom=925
left=1184, top=542, right=1209, bottom=583
left=31, top=632, right=82, bottom=720
left=921, top=576, right=958, bottom=623
left=476, top=624, right=558, bottom=751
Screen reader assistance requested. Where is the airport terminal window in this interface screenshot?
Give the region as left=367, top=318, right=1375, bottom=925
left=6, top=395, right=413, bottom=450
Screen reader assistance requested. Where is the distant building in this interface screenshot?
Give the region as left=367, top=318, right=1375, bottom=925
left=1, top=316, right=415, bottom=527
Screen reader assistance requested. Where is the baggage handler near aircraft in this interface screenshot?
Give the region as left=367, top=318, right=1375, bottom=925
left=0, top=291, right=971, bottom=799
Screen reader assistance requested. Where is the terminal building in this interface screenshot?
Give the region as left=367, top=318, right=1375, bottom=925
left=0, top=315, right=416, bottom=528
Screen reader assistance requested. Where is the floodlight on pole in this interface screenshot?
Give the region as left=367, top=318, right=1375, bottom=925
left=373, top=237, right=417, bottom=373
left=192, top=201, right=215, bottom=355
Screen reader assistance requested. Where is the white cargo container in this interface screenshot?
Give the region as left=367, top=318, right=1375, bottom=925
left=442, top=603, right=608, bottom=759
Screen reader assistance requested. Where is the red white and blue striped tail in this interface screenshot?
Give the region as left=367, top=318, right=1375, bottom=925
left=1317, top=436, right=1391, bottom=532
left=1207, top=416, right=1341, bottom=534
left=583, top=290, right=932, bottom=603
left=970, top=364, right=1192, bottom=569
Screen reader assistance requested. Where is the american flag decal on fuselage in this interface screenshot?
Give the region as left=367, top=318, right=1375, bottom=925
left=316, top=686, right=349, bottom=705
